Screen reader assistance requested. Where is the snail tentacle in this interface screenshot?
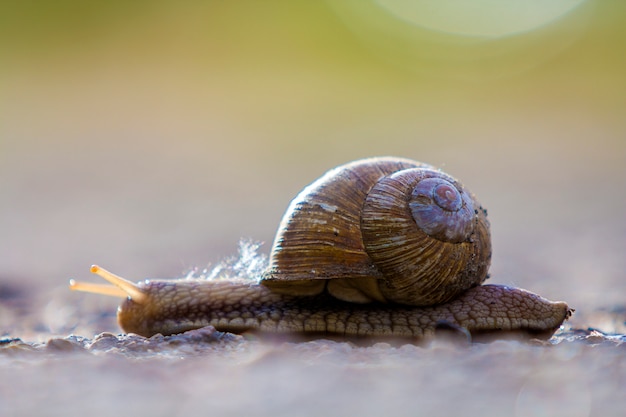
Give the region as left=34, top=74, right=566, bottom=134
left=70, top=265, right=147, bottom=304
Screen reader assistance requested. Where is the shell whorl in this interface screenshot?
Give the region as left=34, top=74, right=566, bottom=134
left=262, top=156, right=491, bottom=307
left=361, top=168, right=491, bottom=305
left=410, top=176, right=475, bottom=242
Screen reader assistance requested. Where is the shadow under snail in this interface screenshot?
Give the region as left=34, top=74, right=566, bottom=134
left=70, top=157, right=572, bottom=341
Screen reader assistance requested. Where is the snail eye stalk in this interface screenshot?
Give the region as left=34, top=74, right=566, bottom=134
left=69, top=265, right=147, bottom=304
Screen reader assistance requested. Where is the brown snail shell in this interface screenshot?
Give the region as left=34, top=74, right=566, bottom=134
left=262, top=156, right=492, bottom=306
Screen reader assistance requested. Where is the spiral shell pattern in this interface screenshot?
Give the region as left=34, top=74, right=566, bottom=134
left=361, top=168, right=491, bottom=306
left=262, top=157, right=491, bottom=307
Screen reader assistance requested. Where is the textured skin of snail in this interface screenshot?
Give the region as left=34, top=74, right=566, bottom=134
left=116, top=279, right=570, bottom=340
left=71, top=157, right=572, bottom=341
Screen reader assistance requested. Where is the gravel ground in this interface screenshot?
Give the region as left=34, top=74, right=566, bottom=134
left=2, top=325, right=626, bottom=417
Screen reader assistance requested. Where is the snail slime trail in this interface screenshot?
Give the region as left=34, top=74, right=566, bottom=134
left=70, top=157, right=572, bottom=341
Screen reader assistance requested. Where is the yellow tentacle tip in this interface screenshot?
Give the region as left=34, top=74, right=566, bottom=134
left=69, top=265, right=148, bottom=304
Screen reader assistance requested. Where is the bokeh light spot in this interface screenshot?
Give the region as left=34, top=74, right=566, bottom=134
left=374, top=0, right=589, bottom=37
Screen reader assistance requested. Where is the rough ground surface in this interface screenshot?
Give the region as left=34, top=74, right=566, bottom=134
left=2, top=324, right=626, bottom=417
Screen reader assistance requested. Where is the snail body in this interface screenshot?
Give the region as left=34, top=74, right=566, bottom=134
left=115, top=278, right=569, bottom=340
left=70, top=157, right=571, bottom=341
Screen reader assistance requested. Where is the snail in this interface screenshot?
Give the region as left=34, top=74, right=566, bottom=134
left=70, top=157, right=571, bottom=341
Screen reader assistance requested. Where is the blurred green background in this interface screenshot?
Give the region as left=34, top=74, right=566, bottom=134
left=1, top=1, right=625, bottom=335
